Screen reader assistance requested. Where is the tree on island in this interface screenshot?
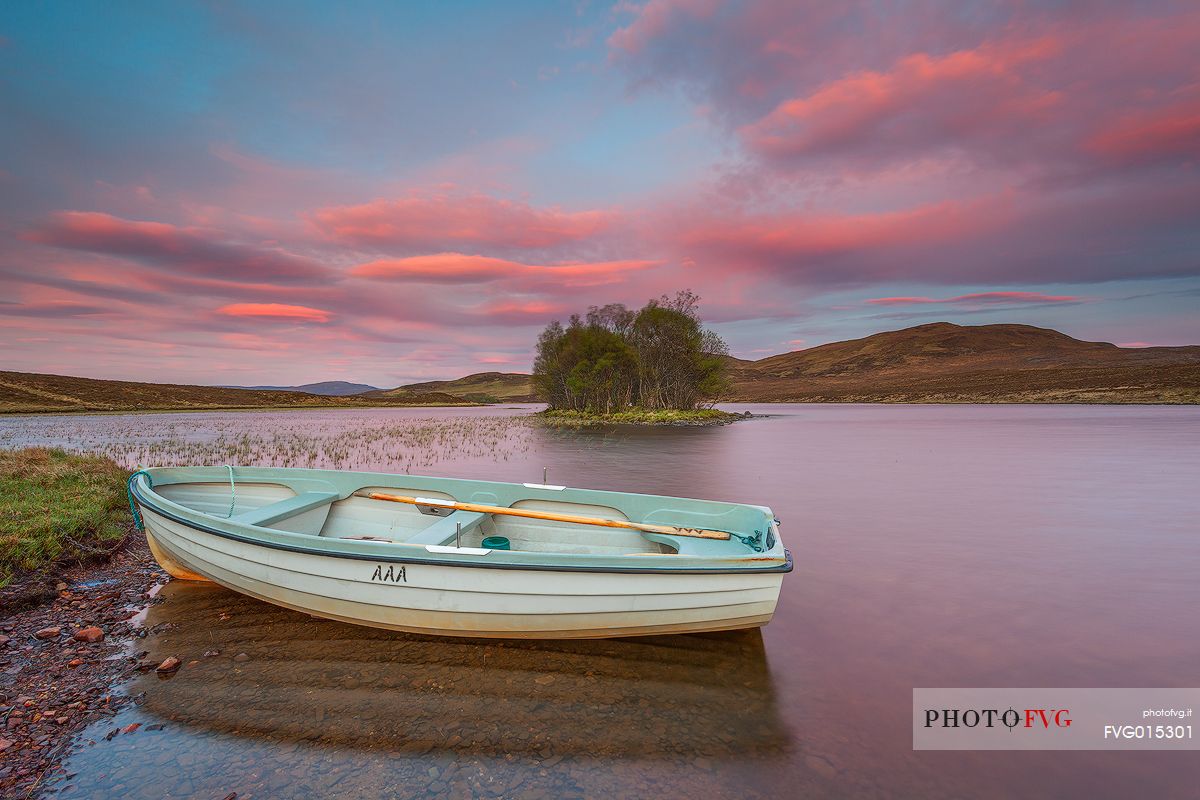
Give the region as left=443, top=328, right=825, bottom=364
left=532, top=291, right=729, bottom=414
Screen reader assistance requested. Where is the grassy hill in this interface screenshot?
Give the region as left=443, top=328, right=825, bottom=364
left=379, top=372, right=539, bottom=403
left=372, top=323, right=1199, bottom=405
left=232, top=381, right=379, bottom=396
left=0, top=371, right=475, bottom=414
left=723, top=323, right=1200, bottom=403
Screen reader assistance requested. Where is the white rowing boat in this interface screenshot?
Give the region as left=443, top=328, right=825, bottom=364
left=128, top=466, right=791, bottom=639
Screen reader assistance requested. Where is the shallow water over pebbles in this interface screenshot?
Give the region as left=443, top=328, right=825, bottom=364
left=52, top=583, right=789, bottom=799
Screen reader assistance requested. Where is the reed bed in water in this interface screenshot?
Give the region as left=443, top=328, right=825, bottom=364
left=0, top=412, right=534, bottom=472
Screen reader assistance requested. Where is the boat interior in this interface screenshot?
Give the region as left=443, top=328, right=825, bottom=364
left=143, top=467, right=777, bottom=559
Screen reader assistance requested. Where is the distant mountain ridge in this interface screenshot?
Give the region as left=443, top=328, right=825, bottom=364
left=231, top=381, right=379, bottom=396
left=369, top=323, right=1200, bottom=405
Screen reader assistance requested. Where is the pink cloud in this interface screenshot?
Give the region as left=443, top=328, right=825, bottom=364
left=218, top=332, right=292, bottom=351
left=660, top=171, right=1200, bottom=285
left=1085, top=95, right=1200, bottom=166
left=217, top=303, right=333, bottom=323
left=352, top=254, right=523, bottom=282
left=27, top=211, right=329, bottom=283
left=739, top=38, right=1062, bottom=167
left=350, top=253, right=663, bottom=287
left=865, top=292, right=1084, bottom=306
left=470, top=299, right=569, bottom=324
left=311, top=191, right=617, bottom=250
left=609, top=0, right=721, bottom=56
left=477, top=300, right=562, bottom=316
left=0, top=301, right=113, bottom=318
left=669, top=194, right=1011, bottom=279
left=611, top=1, right=1200, bottom=182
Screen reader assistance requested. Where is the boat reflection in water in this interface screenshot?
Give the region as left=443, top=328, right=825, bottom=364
left=54, top=580, right=792, bottom=799
left=143, top=581, right=788, bottom=755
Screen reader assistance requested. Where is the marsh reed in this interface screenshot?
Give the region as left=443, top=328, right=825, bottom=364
left=0, top=409, right=535, bottom=473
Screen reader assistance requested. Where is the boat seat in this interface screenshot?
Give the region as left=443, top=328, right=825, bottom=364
left=404, top=511, right=487, bottom=546
left=232, top=491, right=340, bottom=527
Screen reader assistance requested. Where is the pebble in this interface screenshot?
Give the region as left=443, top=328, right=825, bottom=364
left=73, top=626, right=105, bottom=643
left=534, top=675, right=555, bottom=686
left=203, top=649, right=221, bottom=658
left=155, top=656, right=182, bottom=673
left=33, top=627, right=61, bottom=640
left=232, top=653, right=250, bottom=663
left=67, top=659, right=84, bottom=668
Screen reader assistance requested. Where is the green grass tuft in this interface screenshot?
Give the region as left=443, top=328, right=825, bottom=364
left=0, top=448, right=130, bottom=587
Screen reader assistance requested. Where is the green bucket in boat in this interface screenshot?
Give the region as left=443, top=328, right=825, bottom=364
left=481, top=535, right=511, bottom=550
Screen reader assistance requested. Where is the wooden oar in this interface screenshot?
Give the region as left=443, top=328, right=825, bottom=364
left=363, top=492, right=731, bottom=541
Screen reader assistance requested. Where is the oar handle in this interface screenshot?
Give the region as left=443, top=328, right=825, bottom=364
left=364, top=492, right=731, bottom=541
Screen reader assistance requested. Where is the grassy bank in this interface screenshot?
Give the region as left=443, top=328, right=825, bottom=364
left=0, top=369, right=479, bottom=414
left=0, top=448, right=130, bottom=587
left=535, top=408, right=744, bottom=426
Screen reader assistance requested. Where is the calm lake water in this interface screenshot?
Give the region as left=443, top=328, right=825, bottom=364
left=5, top=404, right=1199, bottom=798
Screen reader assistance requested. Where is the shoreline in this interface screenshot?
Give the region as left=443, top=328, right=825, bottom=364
left=0, top=535, right=166, bottom=797
left=716, top=398, right=1199, bottom=405
left=0, top=401, right=484, bottom=418
left=534, top=409, right=750, bottom=427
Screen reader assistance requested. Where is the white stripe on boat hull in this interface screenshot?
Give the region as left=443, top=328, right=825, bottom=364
left=142, top=507, right=782, bottom=639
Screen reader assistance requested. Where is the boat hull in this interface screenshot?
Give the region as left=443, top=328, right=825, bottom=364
left=141, top=506, right=784, bottom=639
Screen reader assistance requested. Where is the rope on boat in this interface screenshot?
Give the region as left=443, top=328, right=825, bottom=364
left=223, top=464, right=236, bottom=518
left=126, top=469, right=154, bottom=532
left=731, top=529, right=765, bottom=553
left=127, top=465, right=235, bottom=529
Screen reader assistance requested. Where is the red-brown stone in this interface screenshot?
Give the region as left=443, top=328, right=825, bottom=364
left=73, top=626, right=104, bottom=643
left=155, top=656, right=181, bottom=673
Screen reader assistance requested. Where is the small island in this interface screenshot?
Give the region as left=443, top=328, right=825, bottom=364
left=538, top=408, right=746, bottom=426
left=530, top=291, right=743, bottom=426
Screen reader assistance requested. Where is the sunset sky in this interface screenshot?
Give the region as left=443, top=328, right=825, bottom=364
left=2, top=1, right=1198, bottom=387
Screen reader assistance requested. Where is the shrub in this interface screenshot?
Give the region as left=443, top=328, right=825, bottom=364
left=533, top=291, right=728, bottom=412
